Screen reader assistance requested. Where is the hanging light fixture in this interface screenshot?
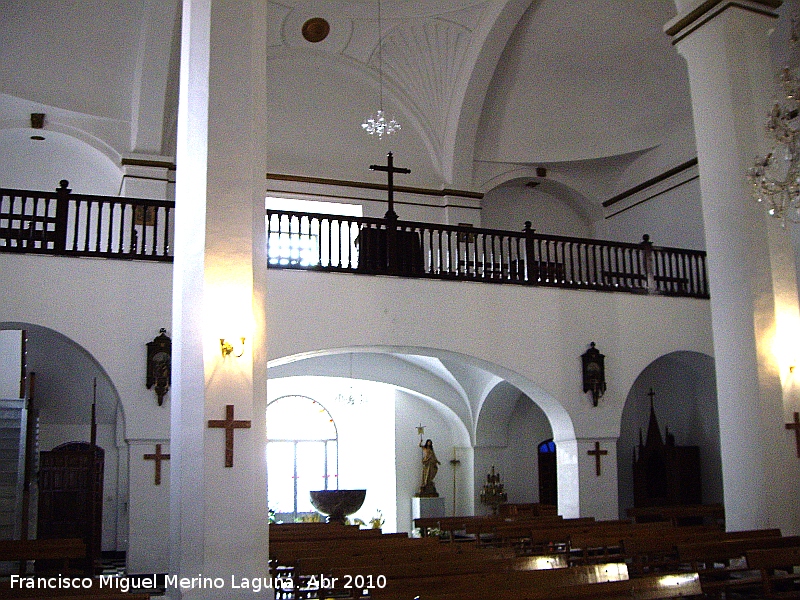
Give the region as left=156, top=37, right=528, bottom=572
left=335, top=353, right=363, bottom=405
left=362, top=0, right=400, bottom=138
left=748, top=16, right=800, bottom=225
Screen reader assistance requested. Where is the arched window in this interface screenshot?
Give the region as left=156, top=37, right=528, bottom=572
left=267, top=395, right=338, bottom=522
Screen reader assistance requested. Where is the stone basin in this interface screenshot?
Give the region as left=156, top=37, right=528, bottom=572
left=309, top=489, right=366, bottom=524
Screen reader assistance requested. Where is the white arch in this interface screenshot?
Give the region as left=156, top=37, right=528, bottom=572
left=267, top=344, right=581, bottom=516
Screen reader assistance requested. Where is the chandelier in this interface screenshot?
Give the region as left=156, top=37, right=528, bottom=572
left=748, top=18, right=800, bottom=224
left=362, top=0, right=400, bottom=138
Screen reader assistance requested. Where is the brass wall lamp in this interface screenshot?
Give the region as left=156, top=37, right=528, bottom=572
left=220, top=337, right=246, bottom=358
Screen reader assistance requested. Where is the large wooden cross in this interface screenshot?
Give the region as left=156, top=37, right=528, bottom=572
left=370, top=151, right=410, bottom=220
left=143, top=443, right=170, bottom=485
left=208, top=404, right=251, bottom=468
left=587, top=441, right=608, bottom=476
left=786, top=412, right=800, bottom=458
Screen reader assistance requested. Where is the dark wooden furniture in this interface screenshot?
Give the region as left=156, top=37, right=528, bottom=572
left=37, top=442, right=104, bottom=573
left=633, top=397, right=702, bottom=513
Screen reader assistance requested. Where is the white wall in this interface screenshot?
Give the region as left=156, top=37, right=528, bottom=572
left=267, top=268, right=715, bottom=518
left=0, top=330, right=22, bottom=398
left=0, top=254, right=173, bottom=440
left=127, top=439, right=169, bottom=574
left=598, top=174, right=706, bottom=250
left=481, top=184, right=592, bottom=239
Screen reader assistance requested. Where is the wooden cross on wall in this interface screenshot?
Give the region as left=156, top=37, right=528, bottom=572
left=587, top=441, right=608, bottom=476
left=370, top=151, right=410, bottom=220
left=144, top=443, right=170, bottom=485
left=208, top=404, right=251, bottom=467
left=786, top=412, right=800, bottom=458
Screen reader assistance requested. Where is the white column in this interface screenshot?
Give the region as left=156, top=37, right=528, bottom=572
left=667, top=0, right=800, bottom=534
left=170, top=0, right=269, bottom=597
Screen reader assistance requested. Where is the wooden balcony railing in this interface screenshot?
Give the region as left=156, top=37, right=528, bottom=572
left=266, top=210, right=710, bottom=299
left=0, top=185, right=709, bottom=299
left=0, top=181, right=174, bottom=261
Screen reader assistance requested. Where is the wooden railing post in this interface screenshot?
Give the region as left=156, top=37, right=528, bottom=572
left=386, top=214, right=399, bottom=276
left=54, top=180, right=71, bottom=253
left=523, top=221, right=536, bottom=284
left=641, top=234, right=655, bottom=294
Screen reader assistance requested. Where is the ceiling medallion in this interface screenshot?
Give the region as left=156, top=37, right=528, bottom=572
left=302, top=17, right=330, bottom=43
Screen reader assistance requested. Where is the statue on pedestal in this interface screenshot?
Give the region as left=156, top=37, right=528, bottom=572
left=417, top=438, right=441, bottom=497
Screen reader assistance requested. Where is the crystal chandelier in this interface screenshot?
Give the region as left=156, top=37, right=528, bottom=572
left=362, top=0, right=400, bottom=137
left=748, top=18, right=800, bottom=224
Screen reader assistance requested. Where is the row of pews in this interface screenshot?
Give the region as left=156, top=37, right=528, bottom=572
left=270, top=522, right=697, bottom=600
left=0, top=539, right=150, bottom=600
left=269, top=506, right=800, bottom=600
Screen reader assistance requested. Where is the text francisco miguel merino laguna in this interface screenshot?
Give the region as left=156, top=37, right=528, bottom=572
left=10, top=573, right=297, bottom=593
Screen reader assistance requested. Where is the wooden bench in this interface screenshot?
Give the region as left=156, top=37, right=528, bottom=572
left=269, top=522, right=382, bottom=541
left=624, top=526, right=778, bottom=576
left=331, top=561, right=630, bottom=600
left=745, top=545, right=800, bottom=598
left=0, top=580, right=150, bottom=600
left=627, top=504, right=725, bottom=527
left=677, top=535, right=800, bottom=599
left=0, top=538, right=87, bottom=574
left=370, top=570, right=702, bottom=600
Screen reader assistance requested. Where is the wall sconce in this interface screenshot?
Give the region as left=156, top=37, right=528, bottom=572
left=581, top=341, right=606, bottom=407
left=220, top=337, right=246, bottom=358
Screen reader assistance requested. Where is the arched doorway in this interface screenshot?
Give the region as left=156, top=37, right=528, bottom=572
left=617, top=351, right=720, bottom=519
left=0, top=323, right=127, bottom=551
left=538, top=439, right=557, bottom=506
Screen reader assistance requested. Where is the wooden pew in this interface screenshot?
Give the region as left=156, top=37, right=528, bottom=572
left=337, top=561, right=630, bottom=600
left=498, top=503, right=559, bottom=518
left=0, top=538, right=87, bottom=574
left=415, top=513, right=565, bottom=542
left=369, top=570, right=702, bottom=600
left=677, top=535, right=800, bottom=598
left=0, top=580, right=150, bottom=600
left=624, top=526, right=778, bottom=576
left=467, top=516, right=596, bottom=550
left=269, top=522, right=382, bottom=541
left=745, top=545, right=800, bottom=598
left=627, top=504, right=725, bottom=527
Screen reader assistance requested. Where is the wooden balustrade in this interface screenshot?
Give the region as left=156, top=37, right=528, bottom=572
left=266, top=210, right=709, bottom=298
left=1, top=184, right=708, bottom=296
left=0, top=181, right=174, bottom=261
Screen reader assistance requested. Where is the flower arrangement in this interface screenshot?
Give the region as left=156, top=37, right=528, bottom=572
left=369, top=509, right=385, bottom=529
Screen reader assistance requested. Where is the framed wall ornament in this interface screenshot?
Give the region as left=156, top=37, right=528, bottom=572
left=146, top=328, right=171, bottom=406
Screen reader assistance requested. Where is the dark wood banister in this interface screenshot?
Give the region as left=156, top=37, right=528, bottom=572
left=0, top=184, right=709, bottom=299
left=0, top=181, right=175, bottom=261
left=266, top=209, right=710, bottom=299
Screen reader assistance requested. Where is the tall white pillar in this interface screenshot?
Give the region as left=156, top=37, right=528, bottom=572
left=170, top=0, right=269, bottom=597
left=667, top=0, right=800, bottom=534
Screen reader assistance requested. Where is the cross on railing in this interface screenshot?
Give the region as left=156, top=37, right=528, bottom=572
left=370, top=151, right=410, bottom=220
